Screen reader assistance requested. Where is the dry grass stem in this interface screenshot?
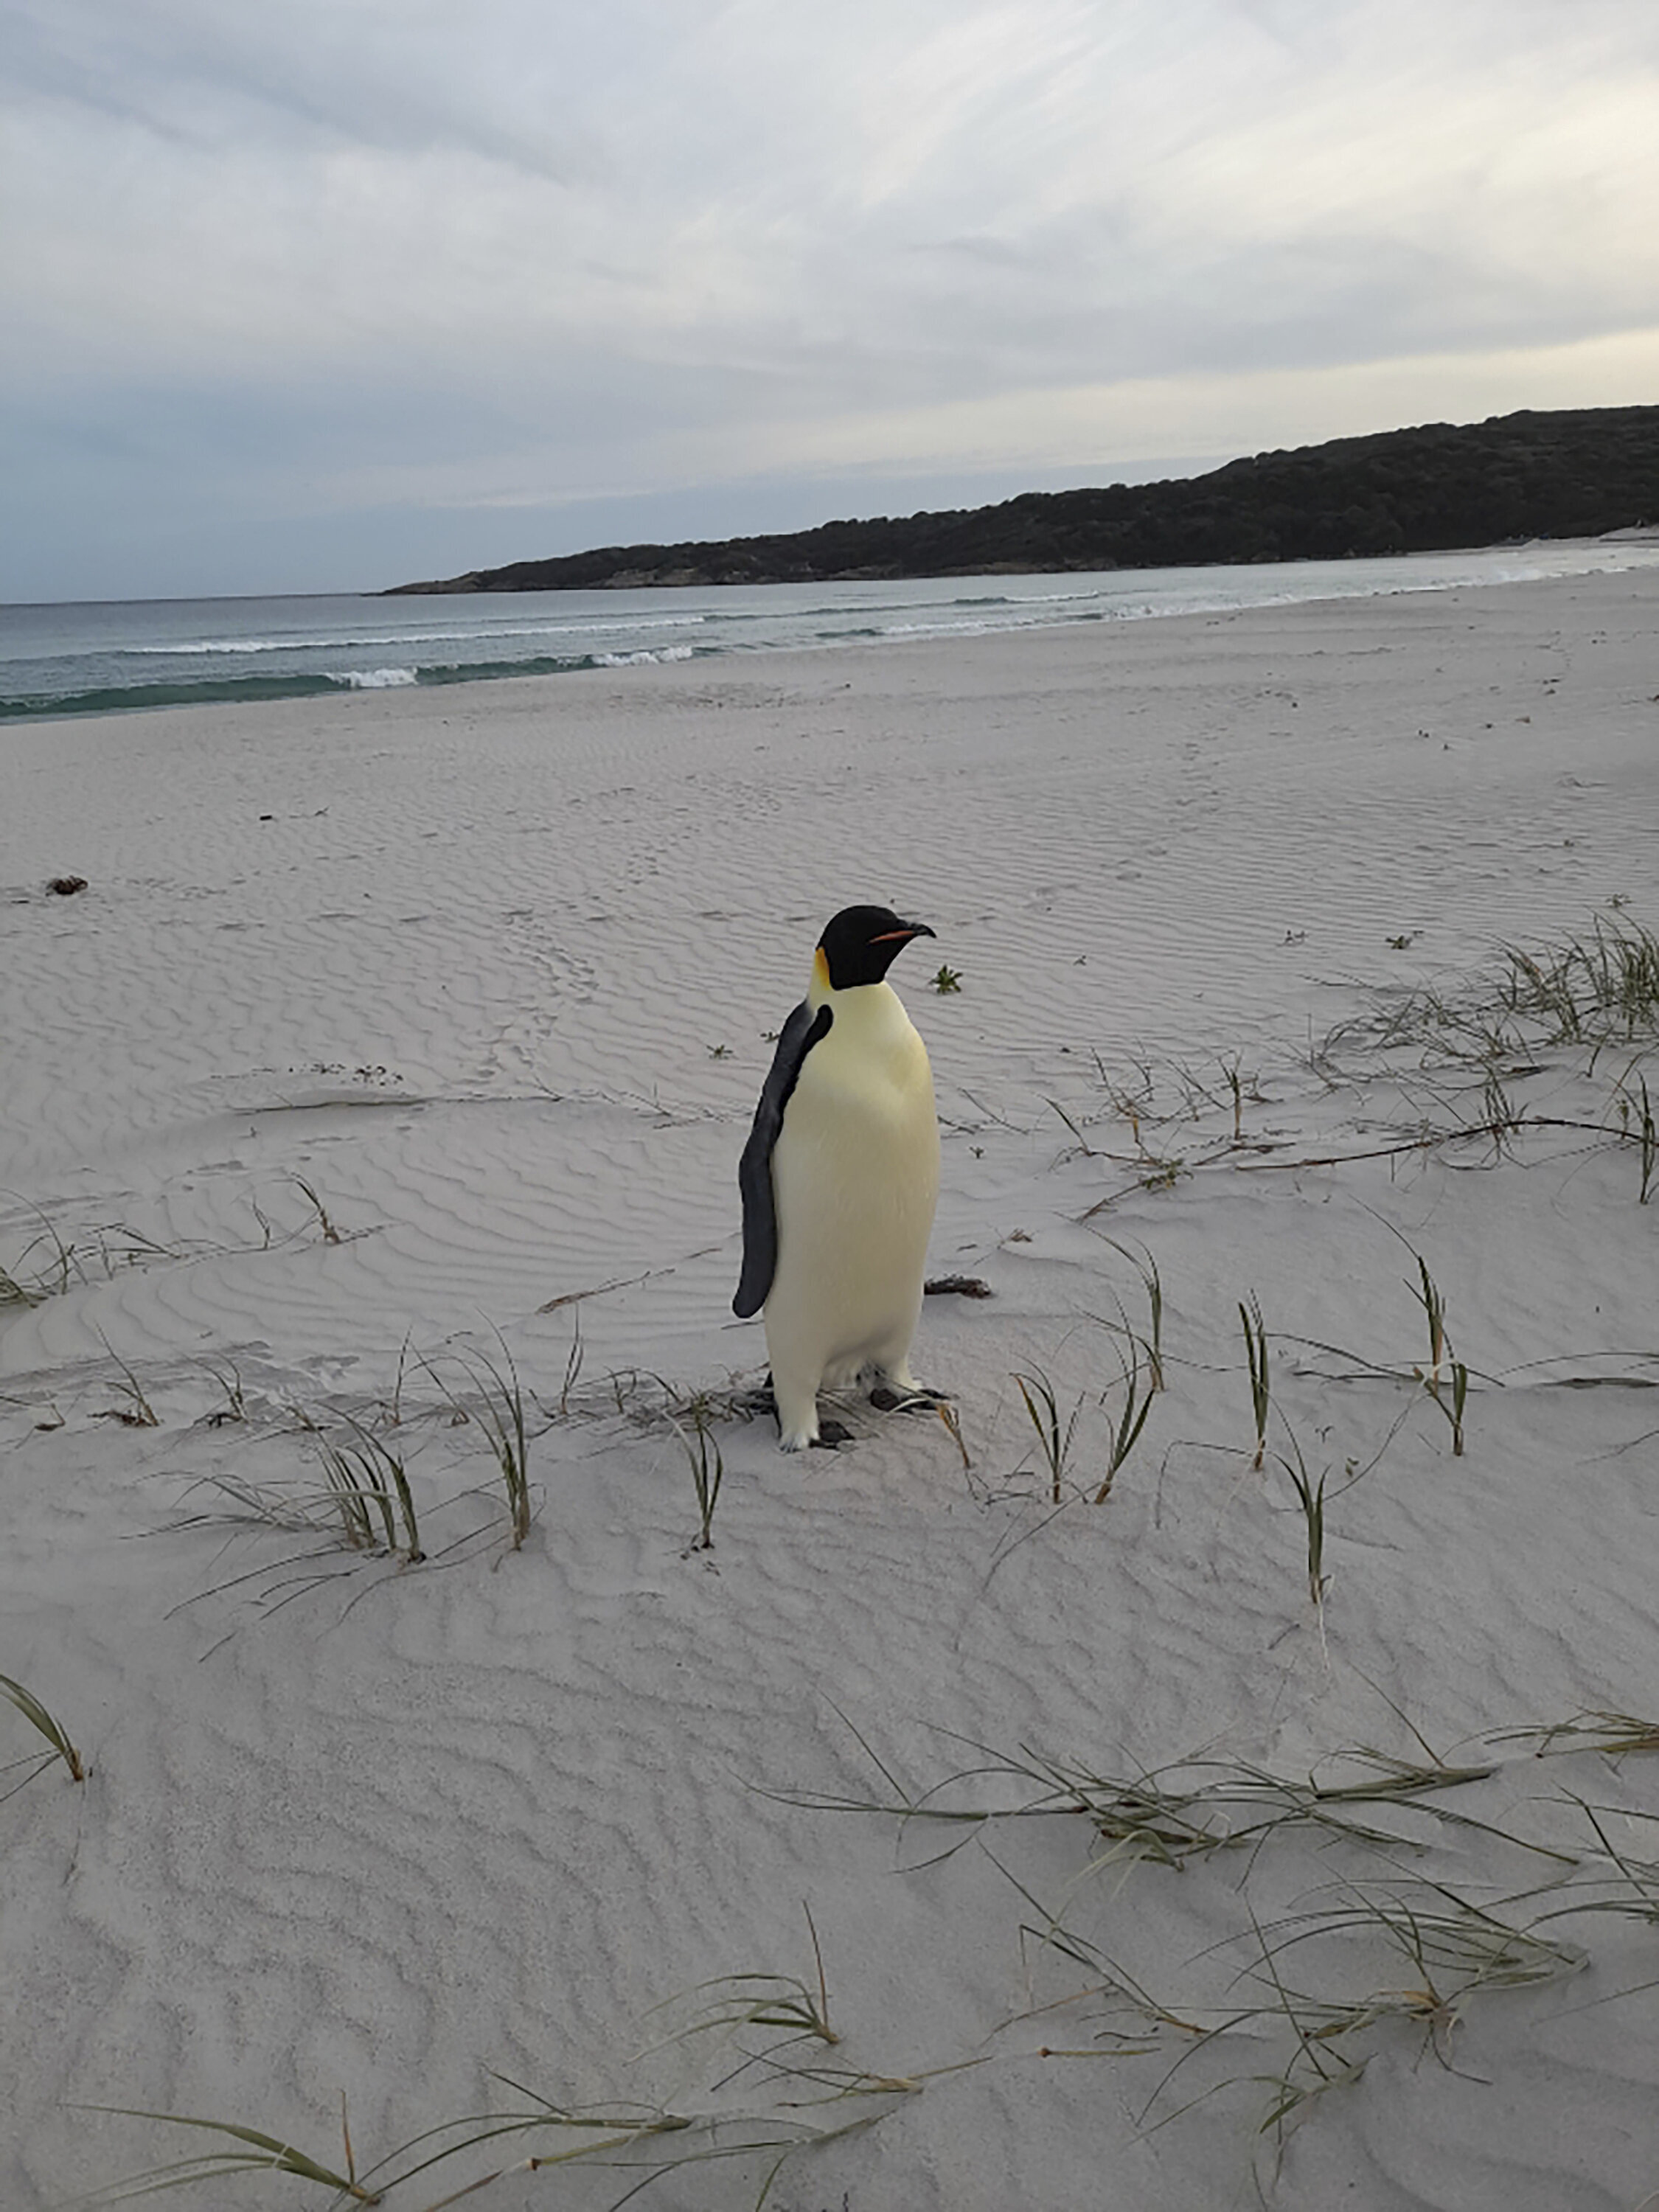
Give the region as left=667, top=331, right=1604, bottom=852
left=291, top=1175, right=344, bottom=1245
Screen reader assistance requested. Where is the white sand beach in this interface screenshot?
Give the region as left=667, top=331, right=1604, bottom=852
left=6, top=567, right=1659, bottom=2211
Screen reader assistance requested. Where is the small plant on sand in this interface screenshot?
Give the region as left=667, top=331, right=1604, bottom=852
left=557, top=1309, right=583, bottom=1416
left=1220, top=1054, right=1247, bottom=1142
left=647, top=1907, right=839, bottom=2052
left=1095, top=1238, right=1165, bottom=1389
left=316, top=1419, right=424, bottom=1563
left=0, top=1670, right=86, bottom=1788
left=931, top=964, right=962, bottom=993
left=76, top=2106, right=380, bottom=2205
left=456, top=1340, right=532, bottom=1549
left=1047, top=1097, right=1098, bottom=1159
left=1274, top=1431, right=1329, bottom=1610
left=1239, top=1294, right=1270, bottom=1470
left=1332, top=912, right=1659, bottom=1069
left=787, top=1734, right=1506, bottom=1870
left=1406, top=1251, right=1468, bottom=1455
left=1438, top=1360, right=1470, bottom=1457
left=417, top=1335, right=533, bottom=1550
left=1492, top=1709, right=1659, bottom=1757
left=1476, top=1066, right=1528, bottom=1161
left=198, top=1360, right=246, bottom=1427
left=1409, top=1252, right=1448, bottom=1385
left=669, top=1395, right=726, bottom=1551
left=0, top=1202, right=79, bottom=1306
left=1094, top=1054, right=1153, bottom=1149
left=291, top=1175, right=344, bottom=1245
left=317, top=1440, right=382, bottom=1553
left=94, top=1335, right=160, bottom=1429
left=1006, top=1815, right=1585, bottom=2178
left=935, top=1397, right=972, bottom=1471
left=1231, top=1884, right=1583, bottom=2151
left=1012, top=1365, right=1082, bottom=1504
left=1613, top=1065, right=1658, bottom=1203
left=1094, top=1340, right=1155, bottom=1505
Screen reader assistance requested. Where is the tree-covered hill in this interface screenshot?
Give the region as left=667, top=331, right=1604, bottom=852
left=386, top=405, right=1659, bottom=594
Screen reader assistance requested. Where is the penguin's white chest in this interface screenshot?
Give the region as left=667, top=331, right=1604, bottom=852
left=767, top=986, right=939, bottom=1376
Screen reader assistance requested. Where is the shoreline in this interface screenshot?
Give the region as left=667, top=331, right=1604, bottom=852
left=6, top=536, right=1659, bottom=727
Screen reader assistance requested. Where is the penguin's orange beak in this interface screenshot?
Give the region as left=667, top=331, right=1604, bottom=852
left=869, top=921, right=936, bottom=944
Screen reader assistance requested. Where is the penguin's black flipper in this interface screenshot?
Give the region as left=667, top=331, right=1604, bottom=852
left=733, top=999, right=833, bottom=1318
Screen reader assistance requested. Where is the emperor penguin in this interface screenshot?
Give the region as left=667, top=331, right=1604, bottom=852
left=734, top=905, right=941, bottom=1452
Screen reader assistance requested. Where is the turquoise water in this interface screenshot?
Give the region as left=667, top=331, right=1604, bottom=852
left=4, top=540, right=1657, bottom=721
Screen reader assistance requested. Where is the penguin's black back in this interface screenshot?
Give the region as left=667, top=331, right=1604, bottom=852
left=732, top=998, right=834, bottom=1317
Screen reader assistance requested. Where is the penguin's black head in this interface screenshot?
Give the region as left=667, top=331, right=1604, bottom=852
left=817, top=904, right=936, bottom=990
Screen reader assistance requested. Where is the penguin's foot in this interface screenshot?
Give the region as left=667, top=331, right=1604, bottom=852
left=777, top=1419, right=848, bottom=1453
left=773, top=1380, right=824, bottom=1453
left=869, top=1384, right=951, bottom=1414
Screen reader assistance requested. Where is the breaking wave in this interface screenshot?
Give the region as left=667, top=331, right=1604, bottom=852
left=0, top=644, right=717, bottom=721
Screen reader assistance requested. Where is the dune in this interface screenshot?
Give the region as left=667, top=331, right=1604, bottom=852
left=4, top=566, right=1659, bottom=2211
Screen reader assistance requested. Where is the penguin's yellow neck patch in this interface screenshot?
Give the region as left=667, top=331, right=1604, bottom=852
left=811, top=945, right=831, bottom=996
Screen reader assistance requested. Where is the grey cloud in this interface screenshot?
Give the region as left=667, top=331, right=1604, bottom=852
left=4, top=0, right=1658, bottom=598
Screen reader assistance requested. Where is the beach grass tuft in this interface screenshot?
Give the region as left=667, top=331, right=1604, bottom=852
left=290, top=1175, right=344, bottom=1245
left=198, top=1358, right=247, bottom=1427
left=1228, top=1884, right=1585, bottom=2149
left=1093, top=1238, right=1165, bottom=1389
left=1012, top=1366, right=1081, bottom=1505
left=0, top=1199, right=80, bottom=1306
left=669, top=1394, right=726, bottom=1551
left=1273, top=1431, right=1329, bottom=1610
left=1329, top=911, right=1659, bottom=1069
left=91, top=1334, right=161, bottom=1429
left=72, top=2106, right=380, bottom=2205
left=456, top=1341, right=532, bottom=1550
left=1094, top=1338, right=1155, bottom=1504
left=648, top=1961, right=840, bottom=2054
left=1613, top=1064, right=1658, bottom=1203
left=557, top=1309, right=583, bottom=1416
left=0, top=1670, right=86, bottom=1784
left=316, top=1419, right=424, bottom=1563
left=782, top=1733, right=1509, bottom=1872
left=1239, top=1294, right=1270, bottom=1470
left=1404, top=1248, right=1469, bottom=1454
left=1046, top=1096, right=1098, bottom=1158
left=1493, top=1709, right=1659, bottom=1758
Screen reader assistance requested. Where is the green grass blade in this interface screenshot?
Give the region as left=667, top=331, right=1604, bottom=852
left=0, top=1670, right=85, bottom=1780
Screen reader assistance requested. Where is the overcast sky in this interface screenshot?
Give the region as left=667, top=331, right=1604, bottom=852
left=4, top=0, right=1658, bottom=602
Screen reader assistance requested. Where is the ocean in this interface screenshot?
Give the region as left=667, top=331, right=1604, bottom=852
left=5, top=540, right=1658, bottom=722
